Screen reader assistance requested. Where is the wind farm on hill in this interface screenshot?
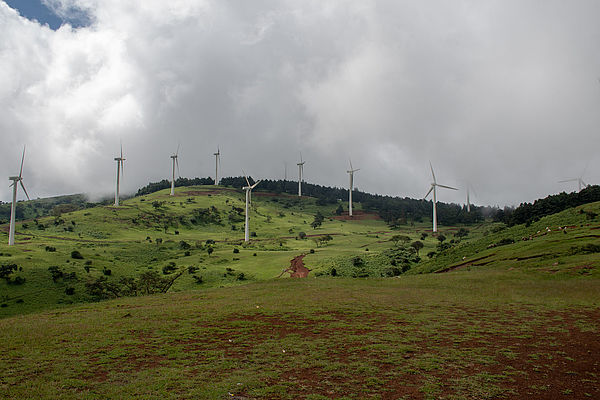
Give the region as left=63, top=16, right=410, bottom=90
left=2, top=1, right=600, bottom=398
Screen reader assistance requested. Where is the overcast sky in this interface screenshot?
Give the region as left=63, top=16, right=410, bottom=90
left=1, top=0, right=599, bottom=206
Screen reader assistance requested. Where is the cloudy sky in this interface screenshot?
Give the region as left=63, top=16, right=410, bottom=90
left=1, top=0, right=599, bottom=206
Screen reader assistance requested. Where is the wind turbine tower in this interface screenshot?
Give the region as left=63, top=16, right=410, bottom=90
left=297, top=153, right=305, bottom=197
left=170, top=145, right=180, bottom=196
left=242, top=173, right=261, bottom=242
left=213, top=147, right=220, bottom=185
left=424, top=162, right=458, bottom=233
left=8, top=147, right=30, bottom=246
left=347, top=159, right=360, bottom=217
left=114, top=144, right=125, bottom=206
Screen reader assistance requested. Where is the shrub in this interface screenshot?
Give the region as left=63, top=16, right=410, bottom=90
left=45, top=246, right=56, bottom=252
left=71, top=250, right=84, bottom=259
left=298, top=231, right=307, bottom=240
left=309, top=249, right=315, bottom=254
left=233, top=248, right=240, bottom=254
left=179, top=240, right=191, bottom=250
left=9, top=276, right=26, bottom=285
left=102, top=268, right=112, bottom=276
left=65, top=287, right=75, bottom=295
left=48, top=266, right=64, bottom=282
left=162, top=262, right=177, bottom=275
left=192, top=275, right=203, bottom=284
left=187, top=266, right=199, bottom=274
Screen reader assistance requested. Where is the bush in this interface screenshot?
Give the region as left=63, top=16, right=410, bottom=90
left=179, top=240, right=191, bottom=250
left=45, top=246, right=56, bottom=252
left=298, top=231, right=307, bottom=240
left=8, top=276, right=26, bottom=285
left=309, top=249, right=315, bottom=254
left=187, top=266, right=199, bottom=274
left=71, top=250, right=84, bottom=259
left=48, top=266, right=64, bottom=282
left=233, top=248, right=240, bottom=254
left=162, top=262, right=177, bottom=275
left=65, top=287, right=75, bottom=295
left=102, top=268, right=112, bottom=276
left=192, top=275, right=203, bottom=284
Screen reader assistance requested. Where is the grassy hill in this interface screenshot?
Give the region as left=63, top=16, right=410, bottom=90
left=1, top=185, right=443, bottom=317
left=1, top=188, right=599, bottom=398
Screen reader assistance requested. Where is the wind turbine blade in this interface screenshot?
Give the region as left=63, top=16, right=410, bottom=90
left=242, top=170, right=250, bottom=186
left=437, top=184, right=458, bottom=190
left=121, top=160, right=125, bottom=177
left=558, top=179, right=578, bottom=183
left=300, top=152, right=303, bottom=163
left=176, top=143, right=180, bottom=157
left=120, top=141, right=123, bottom=159
left=349, top=158, right=353, bottom=170
left=251, top=180, right=261, bottom=189
left=176, top=158, right=180, bottom=177
left=580, top=179, right=588, bottom=188
left=19, top=181, right=30, bottom=201
left=19, top=146, right=26, bottom=178
left=429, top=161, right=436, bottom=183
left=424, top=185, right=434, bottom=199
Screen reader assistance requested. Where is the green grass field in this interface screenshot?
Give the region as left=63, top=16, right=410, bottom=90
left=1, top=187, right=599, bottom=399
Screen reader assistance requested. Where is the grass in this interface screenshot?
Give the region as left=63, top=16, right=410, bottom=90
left=1, top=274, right=598, bottom=399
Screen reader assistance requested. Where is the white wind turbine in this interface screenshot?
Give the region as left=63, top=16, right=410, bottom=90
left=242, top=172, right=261, bottom=242
left=8, top=147, right=31, bottom=246
left=170, top=145, right=180, bottom=196
left=465, top=182, right=477, bottom=213
left=297, top=153, right=305, bottom=197
left=423, top=162, right=458, bottom=233
left=347, top=159, right=360, bottom=217
left=213, top=147, right=220, bottom=185
left=558, top=176, right=588, bottom=192
left=114, top=144, right=125, bottom=206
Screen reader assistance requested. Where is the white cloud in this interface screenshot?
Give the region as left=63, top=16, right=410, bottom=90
left=1, top=0, right=599, bottom=206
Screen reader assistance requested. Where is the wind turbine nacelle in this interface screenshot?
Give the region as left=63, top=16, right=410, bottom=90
left=9, top=176, right=20, bottom=181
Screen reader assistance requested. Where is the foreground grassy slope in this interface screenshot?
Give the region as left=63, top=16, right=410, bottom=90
left=1, top=273, right=598, bottom=399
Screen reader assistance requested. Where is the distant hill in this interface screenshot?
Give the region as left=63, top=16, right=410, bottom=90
left=0, top=194, right=103, bottom=224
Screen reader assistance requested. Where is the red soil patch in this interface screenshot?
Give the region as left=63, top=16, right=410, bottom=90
left=278, top=254, right=311, bottom=278
left=331, top=210, right=381, bottom=221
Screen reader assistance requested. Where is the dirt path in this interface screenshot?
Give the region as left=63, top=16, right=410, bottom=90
left=278, top=254, right=311, bottom=278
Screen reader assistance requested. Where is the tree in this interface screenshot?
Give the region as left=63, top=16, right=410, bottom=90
left=437, top=234, right=446, bottom=243
left=311, top=211, right=324, bottom=229
left=391, top=235, right=411, bottom=246
left=455, top=228, right=469, bottom=238
left=410, top=241, right=424, bottom=256
left=335, top=204, right=344, bottom=216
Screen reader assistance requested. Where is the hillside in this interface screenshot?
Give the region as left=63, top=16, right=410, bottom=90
left=1, top=188, right=599, bottom=398
left=1, top=185, right=428, bottom=317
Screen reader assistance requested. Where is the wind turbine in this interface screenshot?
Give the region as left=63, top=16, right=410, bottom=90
left=213, top=147, right=220, bottom=185
left=242, top=172, right=261, bottom=242
left=423, top=162, right=458, bottom=233
left=558, top=176, right=588, bottom=192
left=114, top=144, right=125, bottom=206
left=297, top=153, right=305, bottom=197
left=465, top=182, right=477, bottom=213
left=170, top=145, right=180, bottom=196
left=347, top=159, right=360, bottom=217
left=8, top=147, right=30, bottom=246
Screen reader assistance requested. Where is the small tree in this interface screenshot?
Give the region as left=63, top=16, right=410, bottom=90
left=335, top=204, right=344, bottom=216
left=455, top=228, right=469, bottom=238
left=420, top=233, right=428, bottom=241
left=410, top=241, right=424, bottom=256
left=437, top=234, right=446, bottom=243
